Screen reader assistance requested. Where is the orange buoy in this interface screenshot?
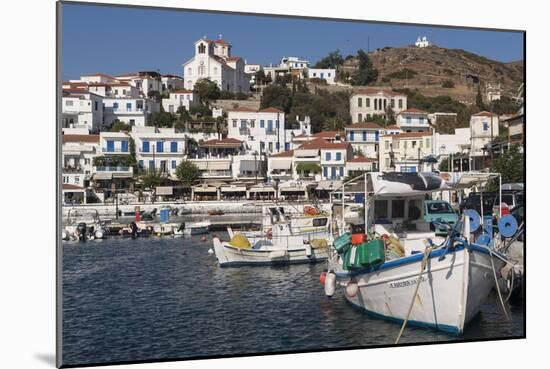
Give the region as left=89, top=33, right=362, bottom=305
left=319, top=272, right=327, bottom=286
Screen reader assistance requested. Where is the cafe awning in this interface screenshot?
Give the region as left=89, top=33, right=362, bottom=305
left=249, top=185, right=275, bottom=193
left=93, top=172, right=112, bottom=180
left=270, top=160, right=292, bottom=170
left=156, top=186, right=173, bottom=195
left=240, top=160, right=259, bottom=172
left=316, top=180, right=342, bottom=191
left=193, top=185, right=217, bottom=193
left=221, top=186, right=247, bottom=192
left=207, top=161, right=231, bottom=170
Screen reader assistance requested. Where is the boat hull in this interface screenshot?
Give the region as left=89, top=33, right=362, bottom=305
left=334, top=245, right=504, bottom=334
left=213, top=237, right=328, bottom=267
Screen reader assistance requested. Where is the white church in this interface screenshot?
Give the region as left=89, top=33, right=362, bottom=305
left=415, top=36, right=430, bottom=48
left=182, top=37, right=250, bottom=93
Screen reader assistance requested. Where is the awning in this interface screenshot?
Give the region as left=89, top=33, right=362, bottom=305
left=295, top=149, right=318, bottom=157
left=156, top=186, right=173, bottom=195
left=112, top=172, right=133, bottom=178
left=193, top=185, right=217, bottom=193
left=249, top=186, right=275, bottom=193
left=207, top=161, right=231, bottom=170
left=280, top=186, right=306, bottom=193
left=270, top=160, right=292, bottom=170
left=93, top=172, right=112, bottom=180
left=221, top=186, right=247, bottom=192
left=240, top=160, right=259, bottom=172
left=191, top=161, right=208, bottom=170
left=316, top=180, right=342, bottom=191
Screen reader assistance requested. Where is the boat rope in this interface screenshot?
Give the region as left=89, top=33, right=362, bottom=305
left=394, top=244, right=434, bottom=345
left=480, top=244, right=510, bottom=321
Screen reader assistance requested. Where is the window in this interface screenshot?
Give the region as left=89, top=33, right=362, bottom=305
left=366, top=98, right=370, bottom=108
left=392, top=199, right=405, bottom=218
left=171, top=141, right=178, bottom=152
left=349, top=131, right=354, bottom=141
left=412, top=141, right=417, bottom=148
left=106, top=140, right=114, bottom=152
left=65, top=100, right=73, bottom=106
left=157, top=141, right=164, bottom=153
left=336, top=152, right=342, bottom=161
left=362, top=131, right=367, bottom=141
left=398, top=99, right=403, bottom=109
left=419, top=140, right=423, bottom=148
left=142, top=141, right=150, bottom=153
left=375, top=131, right=379, bottom=142
left=419, top=117, right=425, bottom=125
left=326, top=152, right=332, bottom=161
left=172, top=160, right=177, bottom=169
left=339, top=167, right=344, bottom=178
left=126, top=102, right=132, bottom=111
left=276, top=142, right=280, bottom=151
left=374, top=200, right=388, bottom=219
left=313, top=218, right=328, bottom=227
left=149, top=160, right=155, bottom=170
left=113, top=102, right=118, bottom=111
left=232, top=120, right=237, bottom=128
left=137, top=101, right=144, bottom=110
left=483, top=122, right=489, bottom=131
left=328, top=72, right=331, bottom=77
left=240, top=120, right=247, bottom=129
left=260, top=120, right=265, bottom=128
left=391, top=99, right=395, bottom=108
left=121, top=141, right=129, bottom=152
left=94, top=101, right=98, bottom=111
left=268, top=142, right=273, bottom=152
left=75, top=176, right=80, bottom=184
left=198, top=43, right=206, bottom=53
left=357, top=97, right=362, bottom=107
left=358, top=113, right=363, bottom=123
left=276, top=120, right=279, bottom=129
left=285, top=143, right=290, bottom=151
left=406, top=116, right=412, bottom=124
left=331, top=167, right=336, bottom=179
left=323, top=167, right=328, bottom=178
left=138, top=160, right=144, bottom=169
left=260, top=142, right=265, bottom=151
left=250, top=120, right=255, bottom=128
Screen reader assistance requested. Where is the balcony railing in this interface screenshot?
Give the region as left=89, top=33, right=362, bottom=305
left=62, top=166, right=84, bottom=173
left=94, top=166, right=133, bottom=173
left=200, top=170, right=232, bottom=178
left=102, top=147, right=129, bottom=153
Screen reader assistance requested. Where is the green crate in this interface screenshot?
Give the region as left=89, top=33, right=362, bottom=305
left=349, top=245, right=363, bottom=269
left=361, top=239, right=385, bottom=267
left=342, top=247, right=357, bottom=270
left=333, top=232, right=352, bottom=254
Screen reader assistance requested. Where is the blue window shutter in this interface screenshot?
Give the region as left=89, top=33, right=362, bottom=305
left=363, top=131, right=367, bottom=141
left=149, top=160, right=154, bottom=170
left=172, top=160, right=177, bottom=169
left=285, top=143, right=290, bottom=151
left=350, top=131, right=354, bottom=141
left=323, top=167, right=328, bottom=178
left=171, top=141, right=177, bottom=152
left=157, top=141, right=163, bottom=152
left=143, top=141, right=149, bottom=152
left=138, top=160, right=143, bottom=169
left=106, top=140, right=114, bottom=152
left=276, top=143, right=280, bottom=151
left=126, top=102, right=131, bottom=111
left=375, top=131, right=379, bottom=142
left=326, top=152, right=331, bottom=161
left=340, top=167, right=344, bottom=177
left=121, top=140, right=128, bottom=152
left=331, top=167, right=336, bottom=178
left=336, top=152, right=341, bottom=161
left=260, top=120, right=264, bottom=128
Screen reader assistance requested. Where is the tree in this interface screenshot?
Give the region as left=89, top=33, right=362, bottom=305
left=189, top=104, right=212, bottom=118
left=175, top=160, right=200, bottom=188
left=150, top=111, right=176, bottom=127
left=490, top=144, right=524, bottom=184
left=255, top=69, right=266, bottom=86
left=351, top=49, right=378, bottom=86
left=260, top=84, right=293, bottom=113
left=139, top=169, right=167, bottom=203
left=475, top=85, right=486, bottom=111
left=314, top=50, right=344, bottom=69
left=109, top=120, right=130, bottom=132
left=147, top=90, right=162, bottom=103
left=439, top=157, right=450, bottom=171
left=194, top=78, right=221, bottom=103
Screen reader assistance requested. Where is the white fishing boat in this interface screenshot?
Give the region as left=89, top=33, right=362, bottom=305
left=174, top=221, right=210, bottom=236
left=323, top=172, right=516, bottom=335
left=62, top=208, right=107, bottom=241
left=212, top=205, right=330, bottom=266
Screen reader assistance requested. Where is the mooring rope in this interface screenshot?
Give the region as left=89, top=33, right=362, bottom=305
left=394, top=245, right=433, bottom=344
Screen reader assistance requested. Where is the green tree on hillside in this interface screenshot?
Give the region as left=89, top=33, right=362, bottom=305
left=194, top=78, right=221, bottom=103
left=260, top=84, right=293, bottom=113
left=314, top=50, right=344, bottom=69
left=110, top=120, right=130, bottom=132
left=351, top=49, right=378, bottom=86
left=175, top=160, right=200, bottom=188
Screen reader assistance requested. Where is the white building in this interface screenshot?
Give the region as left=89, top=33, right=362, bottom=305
left=379, top=131, right=434, bottom=172
left=161, top=74, right=185, bottom=92
left=62, top=132, right=100, bottom=189
left=344, top=122, right=384, bottom=159
left=433, top=128, right=471, bottom=158
left=102, top=97, right=160, bottom=127
left=61, top=89, right=104, bottom=132
left=227, top=107, right=299, bottom=155
left=115, top=71, right=163, bottom=97
left=350, top=88, right=407, bottom=122
left=161, top=90, right=199, bottom=113
left=131, top=126, right=188, bottom=175
left=469, top=111, right=499, bottom=157
left=307, top=68, right=336, bottom=84
left=244, top=63, right=262, bottom=85
left=415, top=36, right=430, bottom=48
left=396, top=108, right=431, bottom=132
left=182, top=37, right=250, bottom=93
left=64, top=75, right=140, bottom=98
left=280, top=56, right=309, bottom=70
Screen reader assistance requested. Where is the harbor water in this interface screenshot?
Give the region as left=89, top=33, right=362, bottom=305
left=62, top=235, right=524, bottom=366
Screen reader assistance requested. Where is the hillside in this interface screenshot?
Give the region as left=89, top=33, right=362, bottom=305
left=339, top=45, right=524, bottom=104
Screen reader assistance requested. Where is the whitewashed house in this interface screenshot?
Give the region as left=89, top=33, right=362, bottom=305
left=62, top=132, right=100, bottom=189
left=350, top=88, right=407, bottom=122
left=308, top=68, right=336, bottom=84
left=115, top=71, right=163, bottom=97
left=227, top=107, right=298, bottom=155
left=469, top=111, right=499, bottom=157
left=102, top=97, right=160, bottom=127
left=161, top=90, right=198, bottom=113
left=344, top=122, right=384, bottom=158
left=161, top=74, right=185, bottom=92
left=415, top=36, right=430, bottom=48
left=131, top=126, right=187, bottom=175
left=396, top=108, right=431, bottom=132
left=61, top=89, right=104, bottom=132
left=378, top=131, right=434, bottom=172
left=182, top=37, right=250, bottom=93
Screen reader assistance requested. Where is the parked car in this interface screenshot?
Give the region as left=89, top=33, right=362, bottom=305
left=424, top=200, right=459, bottom=234
left=460, top=192, right=497, bottom=216
left=493, top=191, right=524, bottom=217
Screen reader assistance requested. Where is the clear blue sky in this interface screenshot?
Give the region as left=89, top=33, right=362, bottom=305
left=61, top=3, right=524, bottom=80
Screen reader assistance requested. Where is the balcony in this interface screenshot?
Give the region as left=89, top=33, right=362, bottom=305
left=200, top=170, right=232, bottom=178
left=62, top=166, right=84, bottom=174
left=239, top=128, right=250, bottom=135
left=101, top=147, right=130, bottom=154
left=94, top=166, right=134, bottom=174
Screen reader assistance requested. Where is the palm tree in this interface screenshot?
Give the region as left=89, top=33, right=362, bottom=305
left=139, top=168, right=167, bottom=203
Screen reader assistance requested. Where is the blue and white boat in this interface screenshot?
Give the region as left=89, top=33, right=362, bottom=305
left=324, top=172, right=513, bottom=335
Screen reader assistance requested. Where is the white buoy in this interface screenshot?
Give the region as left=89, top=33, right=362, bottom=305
left=345, top=282, right=359, bottom=298
left=208, top=248, right=214, bottom=255
left=95, top=229, right=104, bottom=239
left=324, top=272, right=336, bottom=297
left=61, top=230, right=69, bottom=241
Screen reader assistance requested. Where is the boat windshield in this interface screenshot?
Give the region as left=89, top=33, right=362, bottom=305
left=427, top=202, right=454, bottom=214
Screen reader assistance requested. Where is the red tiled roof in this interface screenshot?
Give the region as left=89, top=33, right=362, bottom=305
left=214, top=39, right=231, bottom=45
left=353, top=88, right=405, bottom=97
left=345, top=122, right=383, bottom=129
left=226, top=56, right=242, bottom=62
left=392, top=131, right=433, bottom=139
left=398, top=108, right=428, bottom=115
left=348, top=156, right=377, bottom=163
left=270, top=150, right=294, bottom=158
left=62, top=134, right=100, bottom=143
left=385, top=124, right=401, bottom=130
left=259, top=107, right=284, bottom=113
left=63, top=184, right=84, bottom=190
left=311, top=131, right=345, bottom=138
left=298, top=138, right=350, bottom=150
left=472, top=111, right=498, bottom=117
left=200, top=138, right=242, bottom=148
